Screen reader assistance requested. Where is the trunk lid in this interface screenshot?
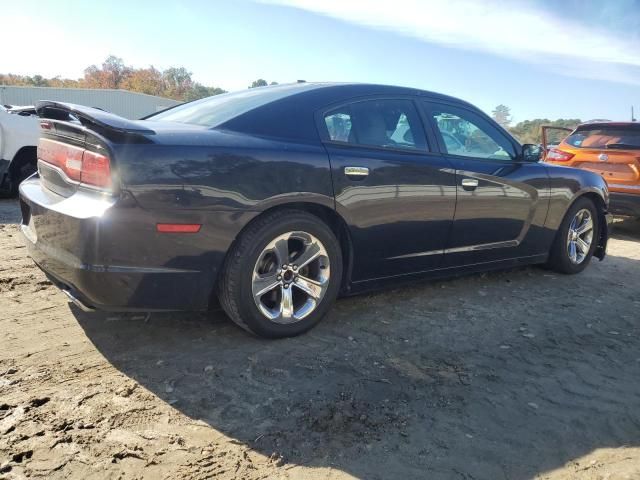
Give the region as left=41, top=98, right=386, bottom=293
left=36, top=101, right=154, bottom=198
left=569, top=148, right=640, bottom=187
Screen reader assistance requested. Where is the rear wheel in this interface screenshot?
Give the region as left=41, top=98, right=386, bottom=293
left=218, top=210, right=342, bottom=338
left=546, top=197, right=599, bottom=274
left=0, top=149, right=37, bottom=198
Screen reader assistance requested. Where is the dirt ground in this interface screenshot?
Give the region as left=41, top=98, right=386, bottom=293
left=1, top=198, right=640, bottom=480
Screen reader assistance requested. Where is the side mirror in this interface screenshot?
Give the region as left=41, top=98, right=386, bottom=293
left=522, top=143, right=542, bottom=162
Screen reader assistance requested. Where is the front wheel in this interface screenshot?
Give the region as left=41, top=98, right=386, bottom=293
left=546, top=197, right=599, bottom=274
left=218, top=210, right=342, bottom=338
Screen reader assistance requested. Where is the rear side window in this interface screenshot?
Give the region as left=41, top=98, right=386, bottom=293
left=323, top=99, right=427, bottom=151
left=146, top=84, right=321, bottom=127
left=565, top=126, right=640, bottom=149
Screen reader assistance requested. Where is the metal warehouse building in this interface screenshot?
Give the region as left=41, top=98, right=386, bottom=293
left=0, top=86, right=180, bottom=119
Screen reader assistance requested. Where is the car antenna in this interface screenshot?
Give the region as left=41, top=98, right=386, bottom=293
left=632, top=106, right=637, bottom=122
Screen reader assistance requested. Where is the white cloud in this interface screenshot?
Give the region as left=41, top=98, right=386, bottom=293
left=264, top=0, right=640, bottom=80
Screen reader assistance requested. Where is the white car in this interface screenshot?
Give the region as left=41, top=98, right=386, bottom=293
left=0, top=105, right=39, bottom=197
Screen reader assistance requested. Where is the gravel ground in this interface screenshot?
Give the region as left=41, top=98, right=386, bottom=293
left=1, top=197, right=640, bottom=480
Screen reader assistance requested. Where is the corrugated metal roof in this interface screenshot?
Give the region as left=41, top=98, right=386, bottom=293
left=0, top=86, right=180, bottom=119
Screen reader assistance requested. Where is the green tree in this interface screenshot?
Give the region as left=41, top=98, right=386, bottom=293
left=162, top=67, right=194, bottom=100
left=249, top=79, right=268, bottom=88
left=492, top=104, right=512, bottom=128
left=28, top=75, right=49, bottom=87
left=183, top=83, right=227, bottom=101
left=509, top=119, right=581, bottom=145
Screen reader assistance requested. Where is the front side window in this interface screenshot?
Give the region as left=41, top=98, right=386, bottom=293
left=324, top=99, right=426, bottom=151
left=430, top=106, right=515, bottom=160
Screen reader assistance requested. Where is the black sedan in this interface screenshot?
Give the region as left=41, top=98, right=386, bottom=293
left=19, top=83, right=611, bottom=338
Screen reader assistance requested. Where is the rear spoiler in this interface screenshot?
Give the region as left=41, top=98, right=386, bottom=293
left=36, top=101, right=155, bottom=135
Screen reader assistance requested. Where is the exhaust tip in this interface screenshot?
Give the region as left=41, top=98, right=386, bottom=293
left=61, top=289, right=96, bottom=312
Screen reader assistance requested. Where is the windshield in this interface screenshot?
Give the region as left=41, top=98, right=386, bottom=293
left=565, top=125, right=640, bottom=149
left=146, top=83, right=318, bottom=127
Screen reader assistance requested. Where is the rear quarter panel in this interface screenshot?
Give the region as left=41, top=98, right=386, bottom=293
left=116, top=130, right=334, bottom=212
left=110, top=130, right=334, bottom=307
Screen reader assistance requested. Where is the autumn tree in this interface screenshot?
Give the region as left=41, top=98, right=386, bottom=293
left=48, top=77, right=81, bottom=88
left=492, top=104, right=512, bottom=128
left=84, top=55, right=132, bottom=89
left=121, top=67, right=164, bottom=96
left=1, top=56, right=227, bottom=101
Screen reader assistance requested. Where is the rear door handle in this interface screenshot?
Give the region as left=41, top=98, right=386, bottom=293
left=461, top=178, right=479, bottom=191
left=344, top=166, right=369, bottom=179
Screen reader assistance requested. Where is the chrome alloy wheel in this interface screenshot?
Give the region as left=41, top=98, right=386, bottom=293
left=251, top=231, right=330, bottom=324
left=566, top=208, right=594, bottom=265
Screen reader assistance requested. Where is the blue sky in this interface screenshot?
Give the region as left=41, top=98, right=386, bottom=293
left=2, top=0, right=639, bottom=122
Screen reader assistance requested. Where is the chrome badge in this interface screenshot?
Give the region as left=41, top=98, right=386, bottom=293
left=598, top=153, right=609, bottom=162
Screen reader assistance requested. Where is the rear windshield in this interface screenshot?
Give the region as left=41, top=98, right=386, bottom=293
left=565, top=125, right=640, bottom=149
left=146, top=84, right=318, bottom=128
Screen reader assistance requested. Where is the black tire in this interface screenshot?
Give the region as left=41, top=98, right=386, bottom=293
left=546, top=197, right=599, bottom=274
left=218, top=209, right=343, bottom=338
left=0, top=173, right=13, bottom=199
left=0, top=150, right=37, bottom=199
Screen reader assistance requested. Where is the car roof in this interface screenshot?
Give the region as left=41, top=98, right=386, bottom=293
left=577, top=121, right=640, bottom=129
left=219, top=82, right=480, bottom=142
left=262, top=81, right=475, bottom=107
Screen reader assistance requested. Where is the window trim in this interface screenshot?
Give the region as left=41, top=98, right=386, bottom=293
left=315, top=95, right=433, bottom=155
left=421, top=100, right=522, bottom=163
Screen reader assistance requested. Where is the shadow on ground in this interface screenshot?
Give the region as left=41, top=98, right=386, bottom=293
left=612, top=215, right=640, bottom=241
left=0, top=199, right=21, bottom=225
left=73, top=238, right=640, bottom=479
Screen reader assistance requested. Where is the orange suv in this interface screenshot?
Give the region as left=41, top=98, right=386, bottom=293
left=544, top=122, right=640, bottom=217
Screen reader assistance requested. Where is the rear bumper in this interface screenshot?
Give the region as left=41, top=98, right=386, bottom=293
left=609, top=192, right=640, bottom=217
left=18, top=177, right=235, bottom=312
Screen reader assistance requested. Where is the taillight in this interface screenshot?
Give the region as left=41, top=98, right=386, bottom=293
left=38, top=138, right=112, bottom=190
left=37, top=138, right=83, bottom=182
left=545, top=148, right=575, bottom=162
left=81, top=150, right=112, bottom=189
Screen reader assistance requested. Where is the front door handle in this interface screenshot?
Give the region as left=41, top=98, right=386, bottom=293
left=461, top=178, right=479, bottom=191
left=344, top=166, right=369, bottom=179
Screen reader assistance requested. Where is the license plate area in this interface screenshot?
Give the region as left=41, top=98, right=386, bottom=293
left=580, top=162, right=637, bottom=182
